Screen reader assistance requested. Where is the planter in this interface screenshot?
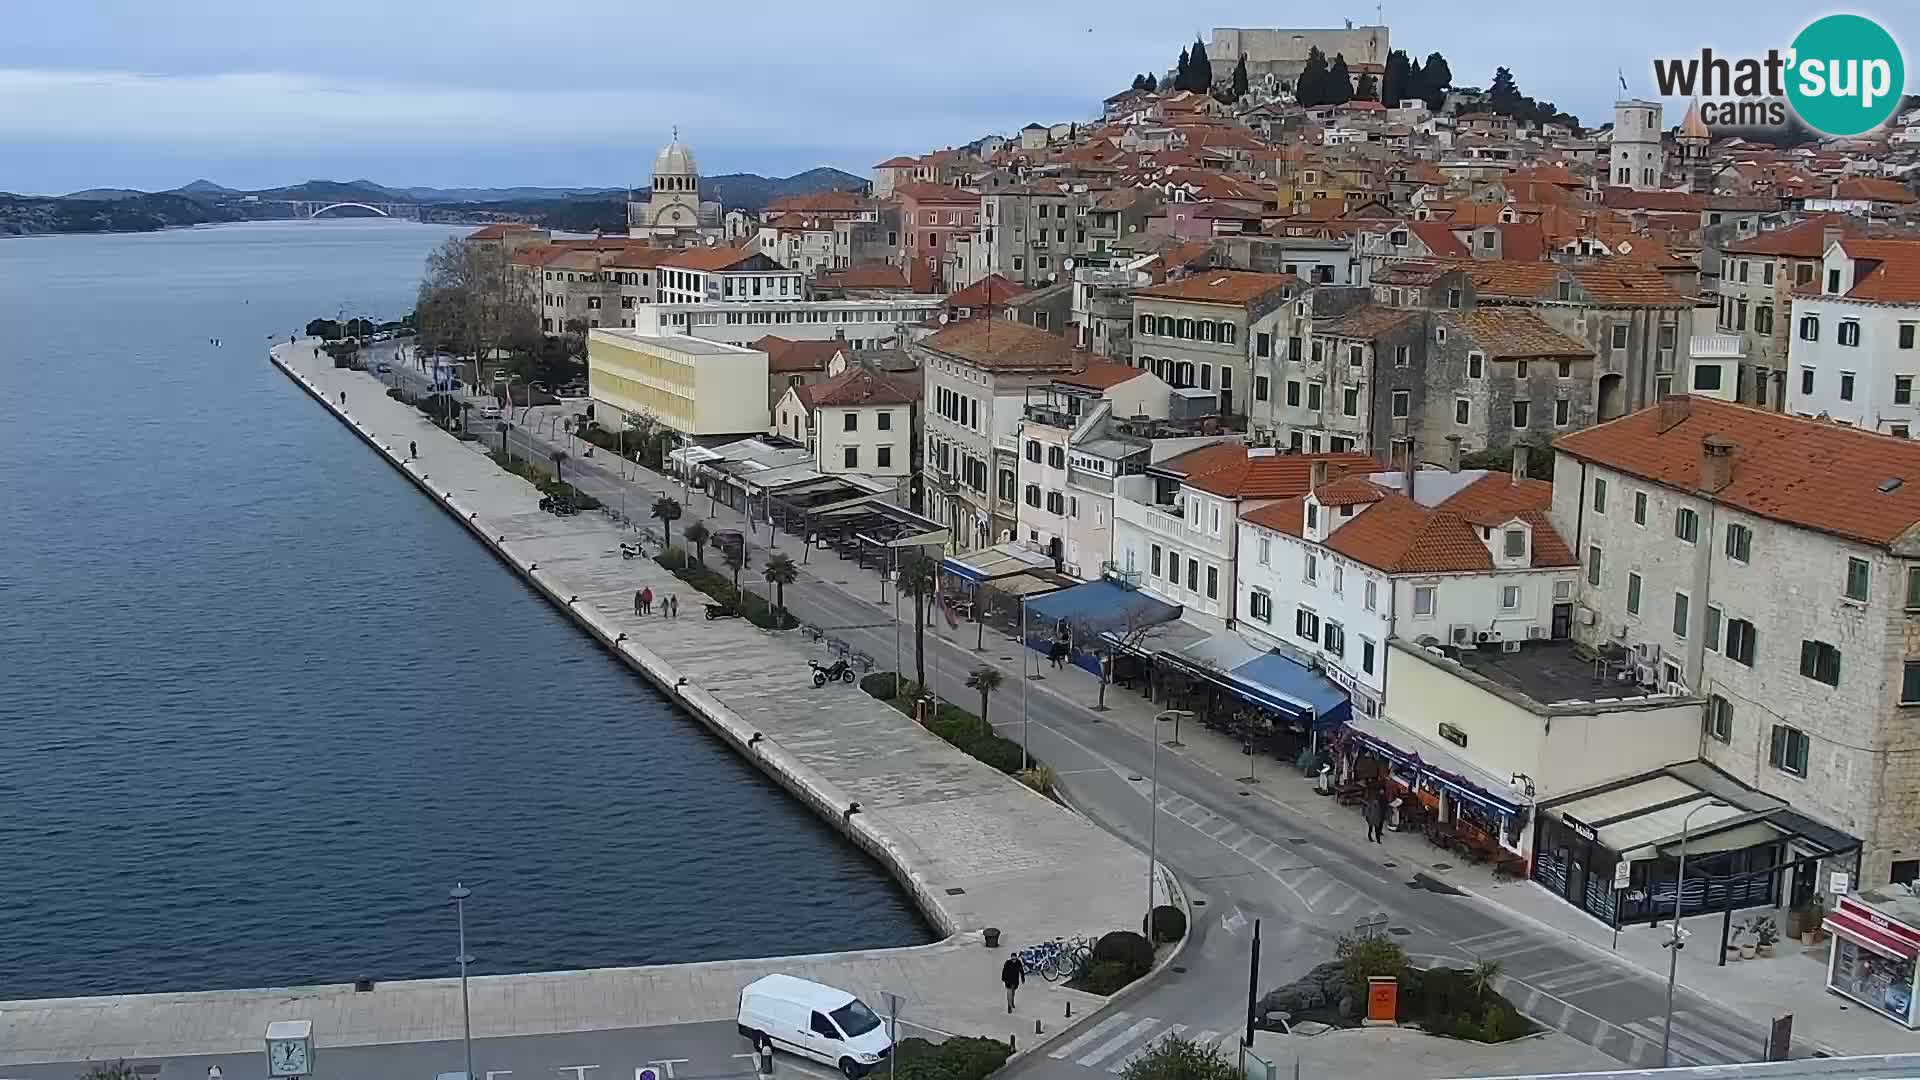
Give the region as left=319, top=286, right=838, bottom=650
left=1741, top=943, right=1759, bottom=960
left=1786, top=910, right=1807, bottom=938
left=1725, top=947, right=1743, bottom=963
left=1757, top=943, right=1777, bottom=959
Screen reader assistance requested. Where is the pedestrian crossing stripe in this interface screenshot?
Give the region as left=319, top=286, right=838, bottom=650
left=1076, top=1017, right=1162, bottom=1068
left=1047, top=1013, right=1133, bottom=1060
left=1107, top=1024, right=1187, bottom=1073
left=1619, top=1016, right=1758, bottom=1065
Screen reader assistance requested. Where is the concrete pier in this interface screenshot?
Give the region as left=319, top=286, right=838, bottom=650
left=0, top=343, right=1164, bottom=1068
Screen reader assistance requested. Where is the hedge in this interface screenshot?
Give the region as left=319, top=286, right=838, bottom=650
left=655, top=546, right=795, bottom=631
left=861, top=672, right=1034, bottom=776
left=1146, top=905, right=1186, bottom=944
left=1075, top=930, right=1156, bottom=995
left=889, top=1037, right=1010, bottom=1080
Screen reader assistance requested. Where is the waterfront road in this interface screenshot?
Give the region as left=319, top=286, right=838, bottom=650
left=470, top=409, right=1821, bottom=1080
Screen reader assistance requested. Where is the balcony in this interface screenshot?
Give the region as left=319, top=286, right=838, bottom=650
left=1114, top=494, right=1190, bottom=540
left=1024, top=404, right=1079, bottom=429
left=994, top=432, right=1019, bottom=453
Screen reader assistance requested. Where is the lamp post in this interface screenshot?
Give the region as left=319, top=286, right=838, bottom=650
left=1661, top=799, right=1728, bottom=1067
left=1148, top=710, right=1193, bottom=931
left=449, top=882, right=475, bottom=1080
left=1020, top=597, right=1031, bottom=771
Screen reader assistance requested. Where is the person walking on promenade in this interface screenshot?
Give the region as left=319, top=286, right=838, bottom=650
left=669, top=594, right=679, bottom=618
left=639, top=587, right=653, bottom=615
left=1001, top=952, right=1024, bottom=1013
left=339, top=390, right=346, bottom=407
left=1364, top=786, right=1388, bottom=843
left=634, top=589, right=645, bottom=616
left=409, top=440, right=417, bottom=461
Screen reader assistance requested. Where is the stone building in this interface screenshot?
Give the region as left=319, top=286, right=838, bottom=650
left=1130, top=270, right=1303, bottom=420
left=1210, top=25, right=1390, bottom=92
left=628, top=134, right=720, bottom=240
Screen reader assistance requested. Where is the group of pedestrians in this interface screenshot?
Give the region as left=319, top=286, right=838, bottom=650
left=632, top=587, right=678, bottom=618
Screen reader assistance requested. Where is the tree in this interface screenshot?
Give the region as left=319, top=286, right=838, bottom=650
left=1326, top=53, right=1354, bottom=105
left=1382, top=49, right=1412, bottom=106
left=550, top=449, right=568, bottom=487
left=763, top=552, right=798, bottom=614
left=651, top=495, right=683, bottom=536
left=896, top=551, right=940, bottom=690
left=1119, top=1036, right=1240, bottom=1080
left=1469, top=958, right=1504, bottom=1001
left=1296, top=47, right=1330, bottom=106
left=1355, top=73, right=1379, bottom=101
left=1406, top=56, right=1426, bottom=107
left=416, top=236, right=537, bottom=391
left=1131, top=73, right=1148, bottom=91
left=965, top=665, right=1003, bottom=727
left=1422, top=51, right=1454, bottom=111
left=723, top=542, right=750, bottom=593
left=1336, top=929, right=1409, bottom=997
left=1143, top=72, right=1157, bottom=92
left=1175, top=47, right=1190, bottom=92
left=1488, top=66, right=1522, bottom=113
left=1230, top=54, right=1249, bottom=101
left=683, top=520, right=711, bottom=565
left=1071, top=601, right=1167, bottom=711
left=306, top=317, right=341, bottom=340
left=1187, top=37, right=1213, bottom=91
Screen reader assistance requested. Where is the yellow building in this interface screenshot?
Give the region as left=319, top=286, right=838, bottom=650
left=587, top=330, right=770, bottom=437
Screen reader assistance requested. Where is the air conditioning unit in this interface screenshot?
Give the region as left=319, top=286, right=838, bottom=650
left=1634, top=663, right=1658, bottom=686
left=1450, top=624, right=1474, bottom=645
left=1527, top=625, right=1548, bottom=640
left=1502, top=639, right=1524, bottom=654
left=1635, top=641, right=1663, bottom=664
left=1476, top=629, right=1503, bottom=644
left=1576, top=605, right=1597, bottom=626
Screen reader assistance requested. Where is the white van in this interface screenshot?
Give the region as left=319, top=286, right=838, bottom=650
left=737, top=973, right=892, bottom=1078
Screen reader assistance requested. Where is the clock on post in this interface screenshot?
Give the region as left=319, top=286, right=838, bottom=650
left=265, top=1019, right=314, bottom=1077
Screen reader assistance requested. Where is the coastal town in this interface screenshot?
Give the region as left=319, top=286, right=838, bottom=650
left=429, top=19, right=1920, bottom=1059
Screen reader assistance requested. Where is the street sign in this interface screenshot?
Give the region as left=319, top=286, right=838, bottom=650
left=1613, top=861, right=1632, bottom=890
left=1767, top=1013, right=1794, bottom=1061
left=1832, top=871, right=1852, bottom=896
left=637, top=1069, right=664, bottom=1080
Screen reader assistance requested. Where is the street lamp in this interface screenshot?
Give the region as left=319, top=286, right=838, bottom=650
left=1661, top=799, right=1728, bottom=1067
left=449, top=882, right=476, bottom=1080
left=1148, top=710, right=1193, bottom=931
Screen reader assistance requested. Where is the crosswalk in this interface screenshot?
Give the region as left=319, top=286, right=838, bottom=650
left=1621, top=1012, right=1765, bottom=1067
left=1046, top=1011, right=1227, bottom=1073
left=1152, top=792, right=1374, bottom=919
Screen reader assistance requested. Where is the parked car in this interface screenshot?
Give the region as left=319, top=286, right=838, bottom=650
left=478, top=404, right=502, bottom=420
left=737, top=974, right=890, bottom=1079
left=374, top=362, right=392, bottom=375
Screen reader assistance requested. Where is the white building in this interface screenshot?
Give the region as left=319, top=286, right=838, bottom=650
left=1235, top=458, right=1580, bottom=718
left=1113, top=446, right=1374, bottom=626
left=1553, top=395, right=1920, bottom=889
left=1785, top=237, right=1920, bottom=437
left=657, top=247, right=806, bottom=305
left=772, top=365, right=918, bottom=484
left=631, top=297, right=943, bottom=350
left=1610, top=99, right=1664, bottom=191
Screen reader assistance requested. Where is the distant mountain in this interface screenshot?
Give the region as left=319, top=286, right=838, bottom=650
left=0, top=192, right=240, bottom=236
left=173, top=179, right=236, bottom=195
left=400, top=185, right=626, bottom=204
left=61, top=188, right=149, bottom=201
left=703, top=168, right=867, bottom=211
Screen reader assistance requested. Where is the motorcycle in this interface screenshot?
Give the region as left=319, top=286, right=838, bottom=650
left=619, top=541, right=644, bottom=560
left=809, top=659, right=859, bottom=687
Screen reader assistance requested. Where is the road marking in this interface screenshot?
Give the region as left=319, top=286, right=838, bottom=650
left=1303, top=875, right=1343, bottom=909
left=1522, top=960, right=1591, bottom=985
left=1229, top=832, right=1261, bottom=854
left=1325, top=891, right=1363, bottom=916
left=1049, top=1013, right=1135, bottom=1059
left=1621, top=1019, right=1708, bottom=1066
left=1190, top=1030, right=1222, bottom=1050
left=1538, top=970, right=1636, bottom=997
left=1108, top=1024, right=1188, bottom=1073
left=1672, top=1011, right=1765, bottom=1062
left=1454, top=928, right=1530, bottom=950
left=1076, top=1016, right=1162, bottom=1068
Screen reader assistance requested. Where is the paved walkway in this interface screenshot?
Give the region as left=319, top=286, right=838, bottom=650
left=1250, top=1027, right=1619, bottom=1080
left=0, top=344, right=1160, bottom=1068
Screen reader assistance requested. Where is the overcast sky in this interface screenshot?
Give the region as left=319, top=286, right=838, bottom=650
left=3, top=1, right=1914, bottom=195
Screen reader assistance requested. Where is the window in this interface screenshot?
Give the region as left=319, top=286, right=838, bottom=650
left=1841, top=372, right=1857, bottom=401
left=1413, top=585, right=1436, bottom=616
left=1907, top=567, right=1920, bottom=610
left=1694, top=365, right=1723, bottom=392
left=1675, top=507, right=1699, bottom=543
left=1255, top=375, right=1270, bottom=402
left=1364, top=578, right=1377, bottom=611
left=1167, top=551, right=1179, bottom=581
left=1587, top=544, right=1602, bottom=587
left=1769, top=725, right=1810, bottom=777
left=1296, top=607, right=1320, bottom=641
left=1324, top=621, right=1345, bottom=657
left=1257, top=536, right=1271, bottom=565
left=1610, top=323, right=1629, bottom=350
left=1047, top=491, right=1065, bottom=515
left=1455, top=398, right=1470, bottom=425
left=1362, top=638, right=1376, bottom=675
left=1286, top=380, right=1301, bottom=407
left=1555, top=398, right=1572, bottom=426
left=1151, top=544, right=1162, bottom=576
left=1308, top=384, right=1323, bottom=412
left=1304, top=552, right=1318, bottom=584
left=1025, top=439, right=1041, bottom=462
left=1206, top=566, right=1218, bottom=599
left=1902, top=323, right=1918, bottom=350
left=1187, top=559, right=1198, bottom=593
left=1706, top=604, right=1722, bottom=651
left=1633, top=491, right=1648, bottom=526
left=1905, top=662, right=1920, bottom=705
left=1504, top=529, right=1526, bottom=559
left=1447, top=288, right=1462, bottom=309
left=1799, top=315, right=1820, bottom=341
left=877, top=446, right=892, bottom=468
left=1899, top=376, right=1914, bottom=405
left=1705, top=695, right=1733, bottom=743
left=1845, top=556, right=1871, bottom=602
left=1348, top=344, right=1363, bottom=367
left=1517, top=360, right=1530, bottom=379
left=1501, top=584, right=1521, bottom=610
left=843, top=446, right=859, bottom=468
left=1626, top=572, right=1642, bottom=615
left=1764, top=261, right=1775, bottom=285
left=1755, top=306, right=1773, bottom=334
left=1250, top=589, right=1273, bottom=623
left=1725, top=618, right=1757, bottom=666
left=1799, top=640, right=1841, bottom=686
left=1801, top=367, right=1815, bottom=396
left=1257, top=331, right=1272, bottom=358
left=997, top=469, right=1015, bottom=501
left=843, top=412, right=858, bottom=432
left=1342, top=386, right=1359, bottom=417
left=1512, top=400, right=1529, bottom=427
left=811, top=1013, right=843, bottom=1041
left=1672, top=591, right=1690, bottom=637
left=1047, top=445, right=1065, bottom=469
left=1023, top=483, right=1041, bottom=508
left=1725, top=523, right=1752, bottom=563
left=1395, top=345, right=1410, bottom=367
left=1467, top=352, right=1484, bottom=379
left=1829, top=268, right=1842, bottom=294
left=1391, top=389, right=1410, bottom=418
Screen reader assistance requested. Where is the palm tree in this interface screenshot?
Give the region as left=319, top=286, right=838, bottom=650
left=722, top=542, right=750, bottom=594
left=550, top=449, right=569, bottom=488
left=763, top=552, right=799, bottom=614
left=651, top=495, right=683, bottom=540
left=896, top=551, right=940, bottom=690
left=1468, top=958, right=1504, bottom=1001
left=966, top=665, right=1003, bottom=729
left=684, top=520, right=711, bottom=565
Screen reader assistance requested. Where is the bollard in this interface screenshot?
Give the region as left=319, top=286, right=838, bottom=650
left=1009, top=1035, right=1017, bottom=1054
left=1035, top=1019, right=1043, bottom=1034
left=1066, top=1001, right=1072, bottom=1019
left=760, top=1046, right=774, bottom=1076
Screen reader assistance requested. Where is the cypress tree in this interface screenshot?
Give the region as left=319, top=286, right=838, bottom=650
left=1297, top=46, right=1330, bottom=107
left=1231, top=54, right=1249, bottom=101
left=1327, top=53, right=1353, bottom=105
left=1176, top=47, right=1190, bottom=92
left=1189, top=37, right=1213, bottom=90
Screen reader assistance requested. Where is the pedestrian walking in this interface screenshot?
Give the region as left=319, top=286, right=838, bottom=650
left=669, top=595, right=678, bottom=618
left=1364, top=786, right=1388, bottom=843
left=639, top=586, right=653, bottom=615
left=1000, top=952, right=1024, bottom=1013
left=339, top=391, right=346, bottom=406
left=409, top=440, right=417, bottom=460
left=634, top=589, right=645, bottom=616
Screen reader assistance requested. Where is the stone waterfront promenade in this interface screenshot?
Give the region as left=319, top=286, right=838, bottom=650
left=0, top=342, right=1160, bottom=1068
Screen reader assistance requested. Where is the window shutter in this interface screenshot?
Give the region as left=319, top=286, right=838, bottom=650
left=1800, top=640, right=1818, bottom=678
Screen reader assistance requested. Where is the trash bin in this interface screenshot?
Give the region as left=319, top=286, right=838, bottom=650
left=1316, top=764, right=1334, bottom=795
left=985, top=927, right=1001, bottom=948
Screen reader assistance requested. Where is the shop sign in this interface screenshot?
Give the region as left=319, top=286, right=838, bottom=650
left=1614, top=861, right=1632, bottom=890
left=1832, top=871, right=1852, bottom=896
left=1563, top=813, right=1598, bottom=842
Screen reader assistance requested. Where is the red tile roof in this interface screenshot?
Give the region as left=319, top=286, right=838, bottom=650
left=1554, top=396, right=1920, bottom=548
left=467, top=223, right=536, bottom=240
left=874, top=156, right=921, bottom=168
left=1057, top=361, right=1147, bottom=391
left=892, top=182, right=981, bottom=206
left=809, top=366, right=919, bottom=408
left=919, top=317, right=1080, bottom=371
left=818, top=261, right=913, bottom=290
left=1444, top=310, right=1593, bottom=359
left=1723, top=214, right=1861, bottom=257
left=1409, top=221, right=1471, bottom=257
left=1135, top=270, right=1299, bottom=307
left=1242, top=472, right=1575, bottom=573
left=1159, top=446, right=1377, bottom=500
left=664, top=244, right=766, bottom=272
left=946, top=274, right=1023, bottom=309
left=1836, top=238, right=1920, bottom=304
left=752, top=336, right=843, bottom=374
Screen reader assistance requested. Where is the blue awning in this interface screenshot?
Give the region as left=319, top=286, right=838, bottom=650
left=1023, top=579, right=1181, bottom=631
left=1229, top=653, right=1353, bottom=729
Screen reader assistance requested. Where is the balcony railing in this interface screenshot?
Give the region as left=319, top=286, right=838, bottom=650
left=1024, top=404, right=1078, bottom=429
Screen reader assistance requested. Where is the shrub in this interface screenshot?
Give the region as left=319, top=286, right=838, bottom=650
left=1335, top=931, right=1408, bottom=997
left=861, top=672, right=900, bottom=699
left=1019, top=764, right=1057, bottom=796
left=890, top=1037, right=1010, bottom=1080
left=1093, top=930, right=1155, bottom=979
left=1077, top=960, right=1137, bottom=996
left=1119, top=1036, right=1241, bottom=1080
left=1146, top=904, right=1186, bottom=944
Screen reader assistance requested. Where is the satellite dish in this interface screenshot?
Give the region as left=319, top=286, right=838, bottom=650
left=938, top=312, right=950, bottom=324
left=1063, top=258, right=1076, bottom=270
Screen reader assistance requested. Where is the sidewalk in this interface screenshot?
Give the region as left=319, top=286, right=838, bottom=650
left=513, top=431, right=1920, bottom=1060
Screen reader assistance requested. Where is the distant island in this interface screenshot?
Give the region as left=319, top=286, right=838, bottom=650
left=0, top=168, right=867, bottom=237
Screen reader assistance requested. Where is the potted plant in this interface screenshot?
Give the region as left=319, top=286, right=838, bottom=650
left=1726, top=924, right=1745, bottom=963
left=1750, top=916, right=1780, bottom=959
left=1803, top=895, right=1827, bottom=946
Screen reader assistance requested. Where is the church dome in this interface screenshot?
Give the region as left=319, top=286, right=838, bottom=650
left=654, top=138, right=698, bottom=179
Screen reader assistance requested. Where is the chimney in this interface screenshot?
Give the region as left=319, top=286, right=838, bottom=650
left=1656, top=395, right=1693, bottom=433
left=1310, top=458, right=1329, bottom=491
left=1444, top=434, right=1463, bottom=473
left=1701, top=435, right=1736, bottom=493
left=1512, top=444, right=1530, bottom=485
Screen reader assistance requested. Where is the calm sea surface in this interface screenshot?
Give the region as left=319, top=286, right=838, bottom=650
left=0, top=219, right=928, bottom=1000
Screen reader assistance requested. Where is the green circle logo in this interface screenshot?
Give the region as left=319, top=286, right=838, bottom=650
left=1786, top=14, right=1905, bottom=136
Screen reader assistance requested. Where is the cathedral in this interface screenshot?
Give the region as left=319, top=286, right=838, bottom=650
left=627, top=131, right=723, bottom=240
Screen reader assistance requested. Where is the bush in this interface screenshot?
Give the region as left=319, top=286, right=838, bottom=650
left=862, top=672, right=1037, bottom=777
left=1020, top=764, right=1057, bottom=796
left=652, top=545, right=795, bottom=630
left=1119, top=1036, right=1241, bottom=1080
left=1146, top=904, right=1186, bottom=944
left=890, top=1037, right=1010, bottom=1080
left=1093, top=930, right=1155, bottom=979
left=1335, top=931, right=1408, bottom=997
left=861, top=672, right=901, bottom=699
left=1077, top=960, right=1137, bottom=996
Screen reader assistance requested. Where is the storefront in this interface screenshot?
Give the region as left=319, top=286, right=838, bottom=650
left=1825, top=894, right=1920, bottom=1027
left=1336, top=714, right=1528, bottom=859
